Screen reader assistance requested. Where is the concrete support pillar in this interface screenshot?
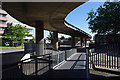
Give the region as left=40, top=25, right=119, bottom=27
left=36, top=21, right=44, bottom=55
left=85, top=39, right=87, bottom=47
left=72, top=36, right=75, bottom=47
left=81, top=37, right=83, bottom=48
left=53, top=31, right=58, bottom=50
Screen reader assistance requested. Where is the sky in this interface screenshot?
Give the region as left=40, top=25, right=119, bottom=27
left=64, top=0, right=105, bottom=39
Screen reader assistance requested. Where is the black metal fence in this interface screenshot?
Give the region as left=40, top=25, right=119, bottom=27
left=89, top=44, right=119, bottom=69
left=2, top=47, right=77, bottom=79
left=2, top=54, right=51, bottom=79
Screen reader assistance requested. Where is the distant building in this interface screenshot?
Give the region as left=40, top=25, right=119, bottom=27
left=0, top=8, right=7, bottom=38
left=0, top=8, right=34, bottom=42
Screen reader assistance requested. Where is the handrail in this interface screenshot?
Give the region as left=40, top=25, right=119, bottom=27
left=3, top=53, right=52, bottom=71
left=2, top=53, right=52, bottom=79
left=20, top=53, right=52, bottom=63
left=2, top=48, right=77, bottom=79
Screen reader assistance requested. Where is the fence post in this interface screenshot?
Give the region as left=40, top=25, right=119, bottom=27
left=90, top=50, right=91, bottom=68
left=117, top=44, right=119, bottom=69
left=117, top=53, right=119, bottom=69
left=86, top=48, right=89, bottom=80
left=35, top=57, right=38, bottom=76
left=49, top=54, right=51, bottom=70
left=65, top=50, right=67, bottom=61
left=96, top=52, right=97, bottom=66
left=19, top=63, right=23, bottom=78
left=58, top=52, right=60, bottom=64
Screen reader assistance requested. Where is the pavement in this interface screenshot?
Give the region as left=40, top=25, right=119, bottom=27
left=55, top=53, right=86, bottom=69
left=41, top=52, right=88, bottom=79
left=1, top=49, right=24, bottom=54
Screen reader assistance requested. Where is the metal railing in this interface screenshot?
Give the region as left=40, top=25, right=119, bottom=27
left=86, top=48, right=89, bottom=79
left=89, top=44, right=119, bottom=69
left=2, top=47, right=77, bottom=79
left=24, top=43, right=77, bottom=67
left=2, top=53, right=51, bottom=79
left=20, top=54, right=51, bottom=76
left=51, top=48, right=77, bottom=67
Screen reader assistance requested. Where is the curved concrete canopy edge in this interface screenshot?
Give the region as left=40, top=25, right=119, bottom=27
left=2, top=2, right=91, bottom=39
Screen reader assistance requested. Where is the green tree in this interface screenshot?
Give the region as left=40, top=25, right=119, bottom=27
left=60, top=36, right=65, bottom=40
left=86, top=2, right=120, bottom=35
left=4, top=24, right=29, bottom=46
left=28, top=37, right=35, bottom=43
left=68, top=37, right=80, bottom=44
left=68, top=37, right=72, bottom=40
left=47, top=31, right=53, bottom=44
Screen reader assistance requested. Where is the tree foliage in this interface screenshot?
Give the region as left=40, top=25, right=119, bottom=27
left=68, top=37, right=72, bottom=40
left=4, top=24, right=29, bottom=44
left=60, top=36, right=65, bottom=40
left=86, top=2, right=120, bottom=34
left=47, top=31, right=53, bottom=44
left=28, top=37, right=35, bottom=43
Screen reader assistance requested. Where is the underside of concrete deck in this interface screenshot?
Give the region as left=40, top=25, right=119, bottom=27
left=2, top=2, right=91, bottom=54
left=2, top=2, right=90, bottom=38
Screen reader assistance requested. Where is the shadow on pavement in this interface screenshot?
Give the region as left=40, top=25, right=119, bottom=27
left=40, top=69, right=87, bottom=80
left=94, top=68, right=120, bottom=75
left=90, top=73, right=120, bottom=80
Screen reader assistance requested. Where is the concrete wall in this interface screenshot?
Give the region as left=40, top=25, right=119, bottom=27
left=1, top=51, right=25, bottom=65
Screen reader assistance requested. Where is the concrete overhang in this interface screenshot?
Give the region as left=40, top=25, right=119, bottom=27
left=2, top=2, right=91, bottom=39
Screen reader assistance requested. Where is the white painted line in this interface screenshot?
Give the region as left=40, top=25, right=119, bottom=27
left=67, top=53, right=76, bottom=60
left=53, top=60, right=66, bottom=69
